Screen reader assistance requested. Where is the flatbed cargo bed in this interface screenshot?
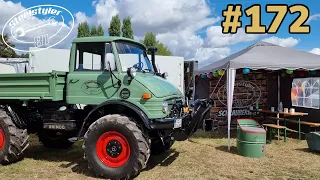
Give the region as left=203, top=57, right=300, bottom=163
left=0, top=71, right=67, bottom=101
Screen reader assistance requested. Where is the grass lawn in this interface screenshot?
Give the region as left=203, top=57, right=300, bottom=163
left=0, top=131, right=319, bottom=180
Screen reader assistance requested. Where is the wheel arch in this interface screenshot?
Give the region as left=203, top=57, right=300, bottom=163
left=77, top=100, right=151, bottom=138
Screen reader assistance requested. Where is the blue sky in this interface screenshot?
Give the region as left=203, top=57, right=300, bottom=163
left=3, top=0, right=320, bottom=65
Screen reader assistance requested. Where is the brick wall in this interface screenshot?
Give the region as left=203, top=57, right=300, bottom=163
left=208, top=71, right=268, bottom=127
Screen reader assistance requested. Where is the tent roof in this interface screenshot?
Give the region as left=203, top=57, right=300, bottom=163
left=197, top=41, right=320, bottom=74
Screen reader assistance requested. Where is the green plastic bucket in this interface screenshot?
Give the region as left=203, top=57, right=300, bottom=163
left=236, top=119, right=266, bottom=158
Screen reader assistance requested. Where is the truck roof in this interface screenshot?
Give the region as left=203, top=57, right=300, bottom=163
left=73, top=36, right=145, bottom=47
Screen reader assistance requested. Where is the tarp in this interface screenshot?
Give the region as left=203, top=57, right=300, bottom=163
left=0, top=58, right=30, bottom=73
left=0, top=63, right=16, bottom=73
left=197, top=41, right=320, bottom=74
left=195, top=41, right=320, bottom=151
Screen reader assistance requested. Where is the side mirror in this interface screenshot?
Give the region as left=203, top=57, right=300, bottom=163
left=147, top=46, right=158, bottom=74
left=147, top=46, right=158, bottom=53
left=105, top=53, right=116, bottom=71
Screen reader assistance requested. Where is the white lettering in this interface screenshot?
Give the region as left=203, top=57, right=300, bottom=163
left=34, top=34, right=49, bottom=47
left=38, top=7, right=42, bottom=14
left=9, top=20, right=16, bottom=28
left=31, top=9, right=37, bottom=15
left=51, top=9, right=57, bottom=15
left=56, top=10, right=62, bottom=15
left=217, top=109, right=252, bottom=117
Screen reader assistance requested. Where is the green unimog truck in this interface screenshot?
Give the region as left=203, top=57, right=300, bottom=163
left=0, top=36, right=214, bottom=180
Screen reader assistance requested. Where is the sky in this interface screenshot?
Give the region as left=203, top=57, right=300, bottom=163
left=1, top=0, right=319, bottom=68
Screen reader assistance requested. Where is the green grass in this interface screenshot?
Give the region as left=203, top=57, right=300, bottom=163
left=1, top=131, right=320, bottom=180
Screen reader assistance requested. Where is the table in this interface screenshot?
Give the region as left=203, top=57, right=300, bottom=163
left=250, top=109, right=308, bottom=140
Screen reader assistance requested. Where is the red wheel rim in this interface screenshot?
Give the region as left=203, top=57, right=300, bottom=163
left=96, top=131, right=130, bottom=168
left=0, top=128, right=5, bottom=151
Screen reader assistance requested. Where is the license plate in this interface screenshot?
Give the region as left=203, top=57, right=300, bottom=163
left=174, top=118, right=182, bottom=128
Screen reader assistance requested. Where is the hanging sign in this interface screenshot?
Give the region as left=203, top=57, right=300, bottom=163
left=217, top=80, right=261, bottom=108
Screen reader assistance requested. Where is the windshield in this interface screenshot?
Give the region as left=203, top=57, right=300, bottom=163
left=116, top=41, right=153, bottom=72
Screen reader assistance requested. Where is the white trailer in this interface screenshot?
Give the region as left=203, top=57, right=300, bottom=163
left=29, top=47, right=70, bottom=73
left=152, top=55, right=185, bottom=94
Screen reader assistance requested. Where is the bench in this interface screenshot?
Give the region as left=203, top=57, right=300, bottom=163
left=266, top=116, right=320, bottom=127
left=263, top=124, right=287, bottom=143
left=266, top=116, right=320, bottom=140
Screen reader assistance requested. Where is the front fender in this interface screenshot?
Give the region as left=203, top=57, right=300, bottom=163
left=77, top=100, right=151, bottom=139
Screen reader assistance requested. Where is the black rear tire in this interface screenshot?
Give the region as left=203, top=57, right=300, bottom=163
left=151, top=138, right=174, bottom=155
left=0, top=109, right=29, bottom=165
left=83, top=114, right=150, bottom=180
left=37, top=129, right=74, bottom=149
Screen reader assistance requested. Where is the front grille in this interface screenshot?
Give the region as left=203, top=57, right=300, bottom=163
left=167, top=98, right=183, bottom=117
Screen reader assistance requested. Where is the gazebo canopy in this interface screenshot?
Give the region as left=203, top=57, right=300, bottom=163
left=197, top=41, right=320, bottom=74
left=195, top=41, right=320, bottom=152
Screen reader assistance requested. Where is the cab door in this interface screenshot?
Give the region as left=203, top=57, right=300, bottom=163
left=66, top=42, right=120, bottom=105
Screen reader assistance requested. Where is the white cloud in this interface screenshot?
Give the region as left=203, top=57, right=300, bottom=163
left=156, top=30, right=204, bottom=59
left=195, top=47, right=231, bottom=68
left=307, top=14, right=320, bottom=24
left=205, top=26, right=263, bottom=48
left=310, top=48, right=320, bottom=55
left=74, top=12, right=90, bottom=24
left=89, top=0, right=227, bottom=63
left=262, top=36, right=300, bottom=47
left=89, top=0, right=220, bottom=36
left=0, top=0, right=263, bottom=64
left=92, top=0, right=119, bottom=29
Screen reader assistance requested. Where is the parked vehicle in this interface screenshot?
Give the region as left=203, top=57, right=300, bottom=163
left=0, top=36, right=212, bottom=180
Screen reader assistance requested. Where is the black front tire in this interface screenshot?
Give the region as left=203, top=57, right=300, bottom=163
left=0, top=109, right=29, bottom=165
left=83, top=114, right=150, bottom=180
left=151, top=138, right=174, bottom=155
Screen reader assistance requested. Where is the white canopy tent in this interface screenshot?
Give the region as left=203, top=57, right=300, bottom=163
left=196, top=41, right=320, bottom=151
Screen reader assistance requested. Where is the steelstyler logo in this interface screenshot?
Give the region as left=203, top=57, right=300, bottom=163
left=1, top=5, right=74, bottom=52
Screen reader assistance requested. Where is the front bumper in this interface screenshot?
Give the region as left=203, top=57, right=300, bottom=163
left=150, top=116, right=189, bottom=130
left=150, top=118, right=175, bottom=129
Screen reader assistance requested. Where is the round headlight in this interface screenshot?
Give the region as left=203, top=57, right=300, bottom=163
left=127, top=67, right=137, bottom=78
left=162, top=101, right=168, bottom=113
left=162, top=72, right=169, bottom=79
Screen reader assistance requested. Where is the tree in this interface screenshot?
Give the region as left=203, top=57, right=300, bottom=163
left=91, top=25, right=98, bottom=36
left=97, top=24, right=104, bottom=36
left=0, top=34, right=18, bottom=58
left=108, top=15, right=121, bottom=36
left=122, top=17, right=133, bottom=39
left=155, top=41, right=172, bottom=56
left=19, top=53, right=29, bottom=58
left=77, top=21, right=90, bottom=37
left=142, top=32, right=156, bottom=47
left=141, top=32, right=172, bottom=56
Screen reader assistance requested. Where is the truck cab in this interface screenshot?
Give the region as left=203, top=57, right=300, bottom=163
left=66, top=37, right=184, bottom=120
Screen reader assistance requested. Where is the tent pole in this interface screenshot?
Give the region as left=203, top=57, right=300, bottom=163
left=227, top=68, right=236, bottom=151
left=277, top=74, right=280, bottom=141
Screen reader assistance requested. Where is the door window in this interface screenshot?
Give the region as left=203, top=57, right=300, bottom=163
left=75, top=42, right=114, bottom=71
